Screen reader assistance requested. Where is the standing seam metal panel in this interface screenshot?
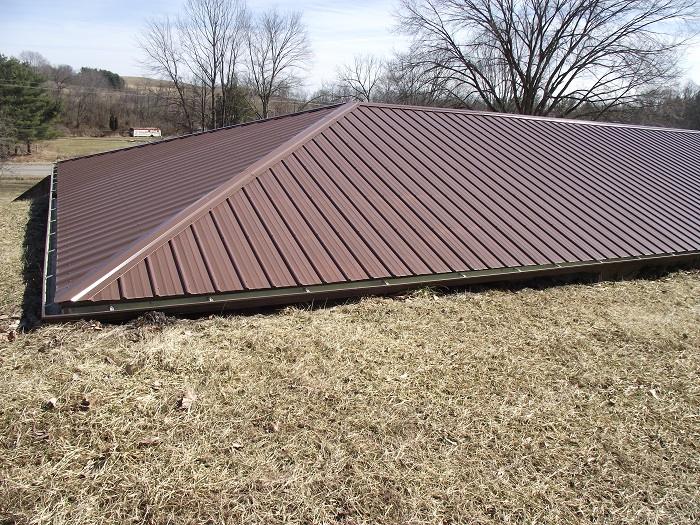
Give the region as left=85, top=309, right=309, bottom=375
left=57, top=106, right=340, bottom=291
left=66, top=103, right=700, bottom=306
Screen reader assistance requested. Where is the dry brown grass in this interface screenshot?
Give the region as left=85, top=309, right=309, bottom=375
left=10, top=137, right=156, bottom=163
left=1, top=188, right=699, bottom=524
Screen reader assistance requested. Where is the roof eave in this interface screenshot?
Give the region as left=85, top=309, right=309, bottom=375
left=43, top=251, right=700, bottom=321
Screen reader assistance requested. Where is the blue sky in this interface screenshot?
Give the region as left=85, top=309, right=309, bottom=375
left=0, top=0, right=407, bottom=91
left=1, top=0, right=698, bottom=92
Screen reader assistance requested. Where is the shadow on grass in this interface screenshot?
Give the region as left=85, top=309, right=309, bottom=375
left=20, top=192, right=48, bottom=330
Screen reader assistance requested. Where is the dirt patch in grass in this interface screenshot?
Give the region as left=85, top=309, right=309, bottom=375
left=1, top=197, right=699, bottom=524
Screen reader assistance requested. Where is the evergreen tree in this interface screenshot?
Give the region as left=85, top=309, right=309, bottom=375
left=0, top=55, right=60, bottom=153
left=78, top=67, right=124, bottom=90
left=0, top=112, right=16, bottom=161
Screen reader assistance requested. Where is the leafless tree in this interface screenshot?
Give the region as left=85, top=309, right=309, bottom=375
left=179, top=0, right=237, bottom=129
left=609, top=81, right=700, bottom=128
left=397, top=0, right=699, bottom=117
left=141, top=0, right=249, bottom=131
left=218, top=1, right=250, bottom=125
left=67, top=69, right=106, bottom=129
left=140, top=17, right=195, bottom=131
left=382, top=50, right=448, bottom=106
left=18, top=50, right=51, bottom=76
left=246, top=9, right=312, bottom=119
left=307, top=81, right=353, bottom=104
left=49, top=64, right=75, bottom=98
left=336, top=54, right=385, bottom=102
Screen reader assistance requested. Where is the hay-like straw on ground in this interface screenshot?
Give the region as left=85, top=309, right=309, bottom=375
left=1, top=193, right=699, bottom=524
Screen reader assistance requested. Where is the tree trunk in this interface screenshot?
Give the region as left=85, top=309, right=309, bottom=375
left=261, top=95, right=269, bottom=119
left=211, top=82, right=216, bottom=128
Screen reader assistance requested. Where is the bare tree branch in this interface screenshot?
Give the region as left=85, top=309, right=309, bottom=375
left=397, top=0, right=699, bottom=117
left=140, top=17, right=195, bottom=131
left=336, top=54, right=385, bottom=102
left=246, top=9, right=311, bottom=118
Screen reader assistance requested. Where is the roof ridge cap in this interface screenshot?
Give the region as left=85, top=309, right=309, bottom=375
left=360, top=102, right=700, bottom=134
left=58, top=103, right=345, bottom=164
left=55, top=101, right=360, bottom=303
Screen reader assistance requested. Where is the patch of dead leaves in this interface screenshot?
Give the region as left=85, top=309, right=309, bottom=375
left=78, top=394, right=96, bottom=412
left=6, top=319, right=19, bottom=341
left=177, top=388, right=197, bottom=411
left=138, top=436, right=162, bottom=448
left=42, top=397, right=58, bottom=410
left=123, top=362, right=141, bottom=376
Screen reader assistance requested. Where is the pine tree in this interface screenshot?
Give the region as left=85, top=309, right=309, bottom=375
left=0, top=55, right=60, bottom=153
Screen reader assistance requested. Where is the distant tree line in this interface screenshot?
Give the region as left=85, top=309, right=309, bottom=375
left=313, top=52, right=700, bottom=130
left=1, top=50, right=186, bottom=147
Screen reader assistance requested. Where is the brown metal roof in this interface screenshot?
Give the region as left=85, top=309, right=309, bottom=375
left=47, top=102, right=700, bottom=317
left=55, top=104, right=342, bottom=291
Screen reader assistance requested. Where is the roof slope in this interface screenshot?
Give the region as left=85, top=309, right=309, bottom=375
left=55, top=104, right=342, bottom=293
left=53, top=102, right=700, bottom=308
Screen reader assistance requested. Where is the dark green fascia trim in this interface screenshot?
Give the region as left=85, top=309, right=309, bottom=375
left=43, top=251, right=700, bottom=321
left=41, top=166, right=58, bottom=317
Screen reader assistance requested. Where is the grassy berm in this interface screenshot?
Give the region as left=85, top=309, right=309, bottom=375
left=1, top=187, right=699, bottom=524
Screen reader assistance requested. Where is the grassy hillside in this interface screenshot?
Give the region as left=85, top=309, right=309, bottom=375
left=1, top=185, right=699, bottom=524
left=122, top=76, right=176, bottom=90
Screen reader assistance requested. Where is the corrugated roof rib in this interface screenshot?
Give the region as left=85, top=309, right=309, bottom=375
left=46, top=102, right=700, bottom=317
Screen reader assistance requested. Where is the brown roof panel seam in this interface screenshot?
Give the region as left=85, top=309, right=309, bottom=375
left=243, top=182, right=322, bottom=286
left=257, top=170, right=349, bottom=284
left=281, top=153, right=388, bottom=277
left=411, top=109, right=594, bottom=262
left=206, top=210, right=250, bottom=290
left=347, top=109, right=516, bottom=268
left=230, top=192, right=296, bottom=288
left=363, top=102, right=700, bottom=135
left=412, top=109, right=597, bottom=260
left=328, top=119, right=479, bottom=272
left=315, top=129, right=453, bottom=274
left=304, top=138, right=432, bottom=275
left=296, top=145, right=412, bottom=277
left=461, top=113, right=666, bottom=256
left=212, top=202, right=270, bottom=289
left=383, top=107, right=563, bottom=265
left=360, top=107, right=534, bottom=266
left=517, top=118, right=700, bottom=248
left=268, top=164, right=369, bottom=281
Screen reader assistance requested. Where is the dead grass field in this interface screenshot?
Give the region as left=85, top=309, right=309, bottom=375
left=1, top=184, right=699, bottom=524
left=10, top=136, right=157, bottom=163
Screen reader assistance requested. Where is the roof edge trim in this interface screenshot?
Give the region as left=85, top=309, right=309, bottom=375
left=359, top=102, right=700, bottom=134
left=55, top=102, right=360, bottom=304
left=45, top=251, right=700, bottom=320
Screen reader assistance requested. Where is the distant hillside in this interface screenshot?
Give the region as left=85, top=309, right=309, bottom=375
left=122, top=76, right=175, bottom=90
